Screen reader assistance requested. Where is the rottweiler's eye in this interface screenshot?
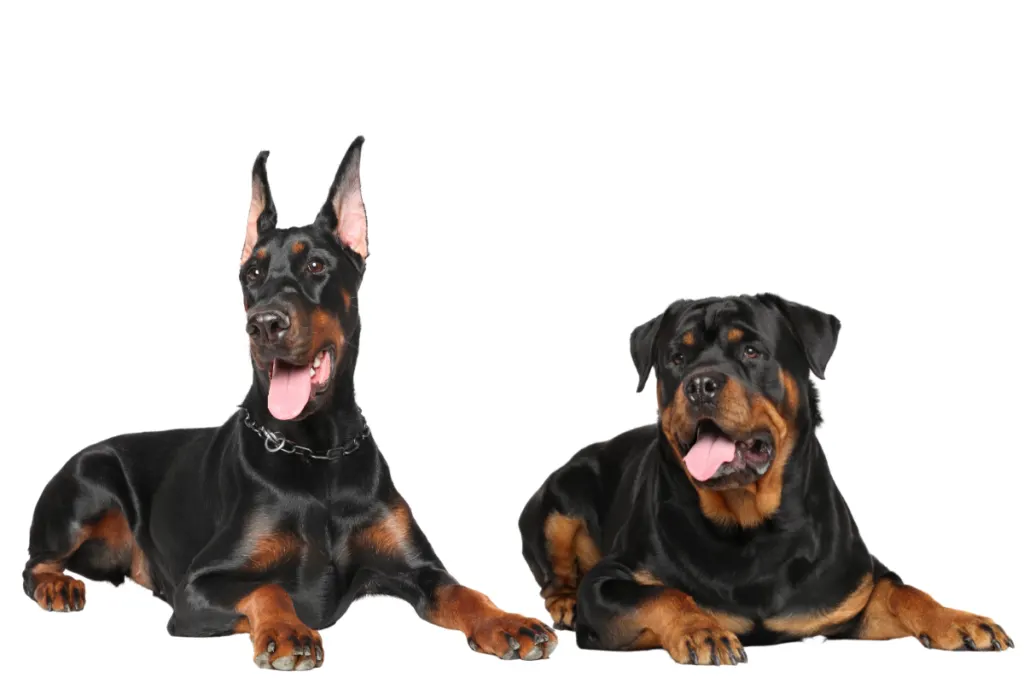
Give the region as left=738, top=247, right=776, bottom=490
left=307, top=259, right=325, bottom=274
left=743, top=345, right=762, bottom=360
left=670, top=352, right=686, bottom=366
left=245, top=266, right=263, bottom=283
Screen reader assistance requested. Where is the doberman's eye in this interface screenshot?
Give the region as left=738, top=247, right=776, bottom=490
left=307, top=259, right=325, bottom=274
left=245, top=265, right=263, bottom=283
left=743, top=345, right=762, bottom=360
left=670, top=352, right=686, bottom=366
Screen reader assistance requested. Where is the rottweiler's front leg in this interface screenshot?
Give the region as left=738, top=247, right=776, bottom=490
left=350, top=496, right=557, bottom=660
left=576, top=559, right=746, bottom=665
left=858, top=575, right=1013, bottom=651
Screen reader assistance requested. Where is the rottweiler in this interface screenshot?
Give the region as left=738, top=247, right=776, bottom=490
left=519, top=293, right=1012, bottom=664
left=23, top=138, right=556, bottom=670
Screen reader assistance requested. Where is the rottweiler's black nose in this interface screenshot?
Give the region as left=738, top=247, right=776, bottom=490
left=686, top=371, right=725, bottom=406
left=247, top=310, right=291, bottom=344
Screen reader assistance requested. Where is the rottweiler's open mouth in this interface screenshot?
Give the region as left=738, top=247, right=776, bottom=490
left=267, top=347, right=336, bottom=420
left=681, top=420, right=775, bottom=487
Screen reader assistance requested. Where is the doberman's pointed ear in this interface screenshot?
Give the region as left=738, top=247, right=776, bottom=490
left=316, top=136, right=368, bottom=260
left=630, top=310, right=667, bottom=393
left=758, top=293, right=841, bottom=379
left=241, top=151, right=277, bottom=262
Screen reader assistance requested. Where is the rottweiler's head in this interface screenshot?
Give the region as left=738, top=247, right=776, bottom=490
left=632, top=294, right=839, bottom=496
left=239, top=138, right=367, bottom=421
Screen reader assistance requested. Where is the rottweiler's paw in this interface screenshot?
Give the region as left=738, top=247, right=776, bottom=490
left=664, top=627, right=747, bottom=665
left=467, top=614, right=558, bottom=660
left=33, top=574, right=85, bottom=612
left=251, top=621, right=324, bottom=671
left=544, top=592, right=577, bottom=630
left=916, top=609, right=1012, bottom=652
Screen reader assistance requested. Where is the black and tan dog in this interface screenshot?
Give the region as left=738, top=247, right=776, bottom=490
left=24, top=138, right=556, bottom=670
left=519, top=294, right=1012, bottom=664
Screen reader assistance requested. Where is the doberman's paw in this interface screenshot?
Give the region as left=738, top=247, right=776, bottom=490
left=467, top=614, right=558, bottom=660
left=916, top=609, right=1013, bottom=652
left=33, top=574, right=85, bottom=612
left=664, top=626, right=747, bottom=665
left=251, top=621, right=324, bottom=671
left=544, top=592, right=577, bottom=631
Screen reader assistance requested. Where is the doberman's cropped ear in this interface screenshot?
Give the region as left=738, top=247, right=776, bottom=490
left=759, top=293, right=841, bottom=380
left=241, top=151, right=277, bottom=262
left=630, top=311, right=666, bottom=393
left=316, top=136, right=368, bottom=259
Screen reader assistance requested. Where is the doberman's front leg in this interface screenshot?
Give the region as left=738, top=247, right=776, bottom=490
left=350, top=496, right=558, bottom=660
left=169, top=525, right=323, bottom=671
left=858, top=572, right=1013, bottom=651
left=235, top=585, right=324, bottom=670
left=575, top=558, right=746, bottom=665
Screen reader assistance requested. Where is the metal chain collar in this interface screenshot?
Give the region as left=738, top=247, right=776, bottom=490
left=241, top=408, right=371, bottom=461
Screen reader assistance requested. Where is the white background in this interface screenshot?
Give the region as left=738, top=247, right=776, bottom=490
left=1, top=1, right=1020, bottom=681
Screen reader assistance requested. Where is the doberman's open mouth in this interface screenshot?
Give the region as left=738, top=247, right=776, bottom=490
left=267, top=347, right=335, bottom=420
left=681, top=420, right=775, bottom=487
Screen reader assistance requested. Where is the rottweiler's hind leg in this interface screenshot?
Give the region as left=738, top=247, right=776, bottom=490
left=519, top=488, right=602, bottom=631
left=24, top=447, right=151, bottom=611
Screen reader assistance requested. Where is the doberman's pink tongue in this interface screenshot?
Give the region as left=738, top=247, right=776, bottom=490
left=268, top=360, right=312, bottom=421
left=684, top=434, right=737, bottom=481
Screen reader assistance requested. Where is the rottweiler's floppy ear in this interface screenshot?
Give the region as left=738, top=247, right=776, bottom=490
left=630, top=312, right=666, bottom=393
left=760, top=294, right=841, bottom=380
left=241, top=151, right=277, bottom=262
left=317, top=136, right=368, bottom=259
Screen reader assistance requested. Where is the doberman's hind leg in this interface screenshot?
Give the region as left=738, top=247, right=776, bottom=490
left=23, top=448, right=151, bottom=612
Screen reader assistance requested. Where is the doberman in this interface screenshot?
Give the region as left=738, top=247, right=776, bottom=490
left=23, top=138, right=556, bottom=670
left=519, top=294, right=1012, bottom=664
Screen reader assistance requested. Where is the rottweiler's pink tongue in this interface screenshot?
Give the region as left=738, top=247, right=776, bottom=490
left=684, top=435, right=737, bottom=481
left=268, top=360, right=311, bottom=421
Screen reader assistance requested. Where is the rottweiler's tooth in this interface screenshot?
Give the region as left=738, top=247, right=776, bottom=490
left=313, top=356, right=321, bottom=369
left=309, top=367, right=316, bottom=377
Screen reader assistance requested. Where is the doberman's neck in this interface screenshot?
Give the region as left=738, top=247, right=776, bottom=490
left=241, top=364, right=364, bottom=453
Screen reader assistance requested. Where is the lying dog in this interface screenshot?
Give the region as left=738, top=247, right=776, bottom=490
left=519, top=293, right=1011, bottom=664
left=24, top=138, right=556, bottom=670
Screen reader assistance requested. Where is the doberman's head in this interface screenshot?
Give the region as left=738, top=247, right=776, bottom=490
left=632, top=294, right=840, bottom=498
left=240, top=138, right=368, bottom=422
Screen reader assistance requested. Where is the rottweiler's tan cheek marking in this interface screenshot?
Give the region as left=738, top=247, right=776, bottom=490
left=660, top=385, right=694, bottom=467
left=341, top=289, right=352, bottom=314
left=727, top=328, right=743, bottom=343
left=685, top=379, right=799, bottom=528
left=765, top=574, right=873, bottom=636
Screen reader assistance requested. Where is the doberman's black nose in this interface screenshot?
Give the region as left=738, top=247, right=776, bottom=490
left=686, top=371, right=726, bottom=406
left=247, top=310, right=291, bottom=344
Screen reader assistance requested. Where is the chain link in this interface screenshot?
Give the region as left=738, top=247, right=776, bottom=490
left=241, top=409, right=371, bottom=461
